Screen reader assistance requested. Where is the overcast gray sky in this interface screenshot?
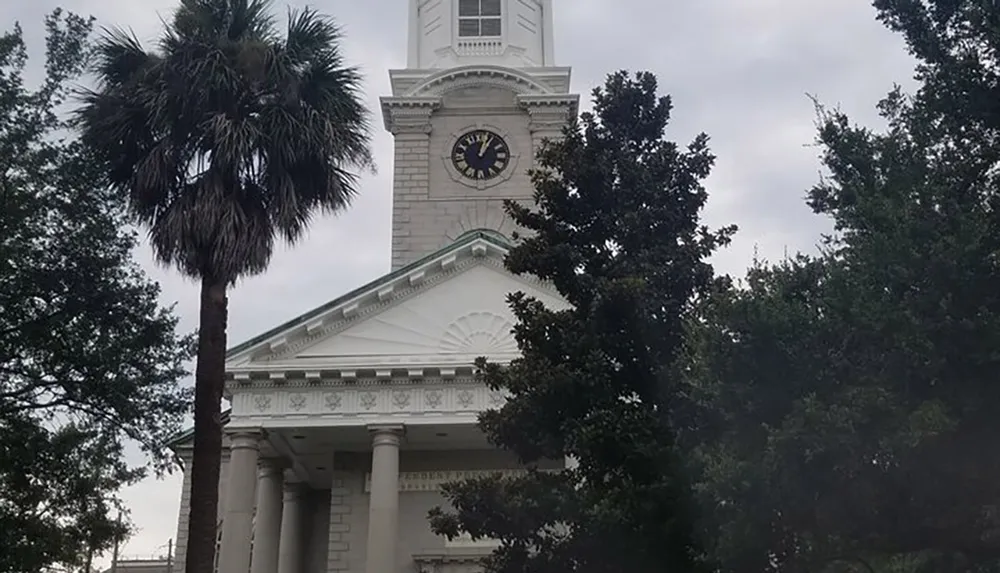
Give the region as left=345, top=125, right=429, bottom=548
left=3, top=0, right=917, bottom=562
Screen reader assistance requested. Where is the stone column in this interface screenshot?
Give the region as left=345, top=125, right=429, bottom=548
left=250, top=459, right=284, bottom=573
left=365, top=425, right=403, bottom=573
left=277, top=481, right=307, bottom=573
left=218, top=431, right=261, bottom=573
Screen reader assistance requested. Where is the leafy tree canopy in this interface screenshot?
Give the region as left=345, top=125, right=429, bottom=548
left=682, top=1, right=1000, bottom=571
left=0, top=11, right=192, bottom=573
left=429, top=70, right=735, bottom=573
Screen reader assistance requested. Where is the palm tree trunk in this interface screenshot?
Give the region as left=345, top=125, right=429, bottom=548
left=185, top=275, right=228, bottom=573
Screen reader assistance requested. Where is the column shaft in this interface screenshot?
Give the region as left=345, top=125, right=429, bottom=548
left=365, top=426, right=403, bottom=573
left=277, top=481, right=306, bottom=573
left=218, top=432, right=261, bottom=573
left=250, top=460, right=284, bottom=573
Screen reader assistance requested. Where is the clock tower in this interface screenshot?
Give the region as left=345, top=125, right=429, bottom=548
left=381, top=0, right=579, bottom=269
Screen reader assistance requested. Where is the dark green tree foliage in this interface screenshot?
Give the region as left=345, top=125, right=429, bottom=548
left=76, top=2, right=373, bottom=572
left=0, top=11, right=191, bottom=573
left=683, top=1, right=1000, bottom=570
left=429, top=71, right=735, bottom=573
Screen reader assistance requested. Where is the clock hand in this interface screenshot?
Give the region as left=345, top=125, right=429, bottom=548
left=478, top=136, right=492, bottom=157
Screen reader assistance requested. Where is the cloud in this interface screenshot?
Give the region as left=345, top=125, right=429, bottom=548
left=4, top=0, right=917, bottom=562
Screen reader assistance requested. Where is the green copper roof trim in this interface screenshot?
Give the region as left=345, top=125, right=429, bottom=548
left=453, top=227, right=508, bottom=243
left=225, top=230, right=512, bottom=358
left=165, top=231, right=512, bottom=449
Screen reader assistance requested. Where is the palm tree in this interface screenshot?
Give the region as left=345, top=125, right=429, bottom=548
left=76, top=1, right=373, bottom=572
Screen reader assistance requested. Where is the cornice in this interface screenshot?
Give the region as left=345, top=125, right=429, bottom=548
left=516, top=93, right=580, bottom=133
left=516, top=93, right=580, bottom=108
left=380, top=96, right=441, bottom=134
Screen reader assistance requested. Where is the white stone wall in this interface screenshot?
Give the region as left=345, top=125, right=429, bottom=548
left=390, top=130, right=435, bottom=270
left=324, top=473, right=352, bottom=573
left=305, top=490, right=332, bottom=573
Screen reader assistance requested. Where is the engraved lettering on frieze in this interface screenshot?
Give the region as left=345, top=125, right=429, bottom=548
left=457, top=389, right=475, bottom=408
left=360, top=391, right=377, bottom=410
left=424, top=389, right=443, bottom=409
left=392, top=390, right=411, bottom=409
left=288, top=393, right=307, bottom=412
left=364, top=469, right=529, bottom=493
left=324, top=392, right=342, bottom=411
left=254, top=394, right=272, bottom=412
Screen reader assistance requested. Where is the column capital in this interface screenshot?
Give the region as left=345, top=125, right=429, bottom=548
left=257, top=457, right=289, bottom=478
left=226, top=430, right=263, bottom=451
left=367, top=424, right=405, bottom=447
left=282, top=481, right=309, bottom=502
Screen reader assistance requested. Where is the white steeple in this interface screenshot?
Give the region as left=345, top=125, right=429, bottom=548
left=406, top=0, right=556, bottom=69
left=382, top=0, right=577, bottom=270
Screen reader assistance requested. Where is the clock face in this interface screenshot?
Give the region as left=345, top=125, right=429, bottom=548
left=451, top=129, right=511, bottom=181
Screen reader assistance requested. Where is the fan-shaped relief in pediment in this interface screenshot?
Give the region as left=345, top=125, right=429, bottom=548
left=439, top=311, right=517, bottom=356
left=290, top=308, right=518, bottom=360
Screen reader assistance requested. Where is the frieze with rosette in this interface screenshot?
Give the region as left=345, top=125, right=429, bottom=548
left=229, top=383, right=509, bottom=422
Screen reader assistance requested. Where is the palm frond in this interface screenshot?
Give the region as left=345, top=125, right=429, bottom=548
left=92, top=28, right=152, bottom=90
left=282, top=10, right=373, bottom=170
left=78, top=0, right=374, bottom=282
left=171, top=0, right=229, bottom=43
left=171, top=0, right=275, bottom=44
left=285, top=7, right=340, bottom=67
left=228, top=0, right=276, bottom=42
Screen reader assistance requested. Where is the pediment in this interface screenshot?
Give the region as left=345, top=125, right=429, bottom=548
left=225, top=233, right=567, bottom=378
left=272, top=263, right=564, bottom=370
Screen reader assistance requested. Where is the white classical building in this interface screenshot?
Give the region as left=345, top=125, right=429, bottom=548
left=166, top=2, right=579, bottom=573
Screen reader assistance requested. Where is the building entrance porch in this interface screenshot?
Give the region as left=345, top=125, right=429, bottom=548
left=212, top=421, right=524, bottom=573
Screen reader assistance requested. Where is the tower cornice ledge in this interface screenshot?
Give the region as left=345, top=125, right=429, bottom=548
left=380, top=96, right=441, bottom=134
left=517, top=93, right=580, bottom=114
left=517, top=93, right=580, bottom=132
